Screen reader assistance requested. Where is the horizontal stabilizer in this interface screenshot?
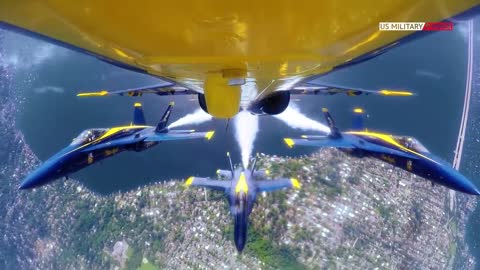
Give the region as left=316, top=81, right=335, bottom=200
left=253, top=169, right=270, bottom=179
left=256, top=178, right=301, bottom=192
left=216, top=169, right=233, bottom=179
left=77, top=83, right=196, bottom=97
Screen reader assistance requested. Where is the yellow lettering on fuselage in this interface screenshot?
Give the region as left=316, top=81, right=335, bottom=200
left=105, top=147, right=120, bottom=156
left=381, top=154, right=396, bottom=164
left=235, top=172, right=249, bottom=194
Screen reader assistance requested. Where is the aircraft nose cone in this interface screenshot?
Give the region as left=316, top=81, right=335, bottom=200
left=235, top=237, right=246, bottom=253
left=448, top=170, right=480, bottom=195
left=19, top=164, right=58, bottom=190
left=463, top=180, right=480, bottom=196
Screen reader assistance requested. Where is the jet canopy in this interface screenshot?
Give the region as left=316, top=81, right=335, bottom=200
left=71, top=129, right=108, bottom=145
left=395, top=136, right=429, bottom=153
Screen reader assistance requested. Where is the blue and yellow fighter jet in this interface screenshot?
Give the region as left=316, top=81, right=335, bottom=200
left=184, top=153, right=300, bottom=252
left=20, top=102, right=215, bottom=190
left=284, top=108, right=480, bottom=195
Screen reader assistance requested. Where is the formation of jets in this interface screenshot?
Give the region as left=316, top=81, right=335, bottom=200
left=4, top=0, right=480, bottom=253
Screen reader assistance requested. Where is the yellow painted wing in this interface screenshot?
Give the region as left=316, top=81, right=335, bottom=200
left=1, top=0, right=478, bottom=117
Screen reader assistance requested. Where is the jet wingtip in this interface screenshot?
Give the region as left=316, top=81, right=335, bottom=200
left=379, top=89, right=414, bottom=96
left=322, top=108, right=329, bottom=112
left=205, top=131, right=215, bottom=140
left=134, top=102, right=142, bottom=107
left=77, top=90, right=109, bottom=97
left=353, top=108, right=364, bottom=114
left=185, top=176, right=194, bottom=187
left=284, top=138, right=295, bottom=148
left=291, top=178, right=301, bottom=189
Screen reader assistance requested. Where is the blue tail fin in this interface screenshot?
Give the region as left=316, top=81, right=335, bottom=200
left=322, top=108, right=341, bottom=138
left=156, top=102, right=174, bottom=132
left=133, top=103, right=146, bottom=125
left=352, top=108, right=365, bottom=131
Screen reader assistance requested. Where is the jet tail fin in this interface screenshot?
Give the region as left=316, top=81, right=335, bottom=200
left=351, top=108, right=365, bottom=131
left=322, top=108, right=341, bottom=138
left=132, top=103, right=146, bottom=125
left=156, top=102, right=174, bottom=132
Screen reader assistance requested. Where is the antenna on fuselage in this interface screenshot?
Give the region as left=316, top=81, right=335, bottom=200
left=227, top=152, right=234, bottom=173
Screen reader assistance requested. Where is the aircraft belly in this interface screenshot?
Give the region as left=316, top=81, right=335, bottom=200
left=1, top=0, right=478, bottom=85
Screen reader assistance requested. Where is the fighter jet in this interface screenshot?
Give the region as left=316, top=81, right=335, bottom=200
left=184, top=153, right=301, bottom=252
left=20, top=102, right=215, bottom=189
left=284, top=108, right=480, bottom=195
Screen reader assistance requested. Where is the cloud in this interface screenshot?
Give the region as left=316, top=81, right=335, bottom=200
left=415, top=69, right=442, bottom=80
left=33, top=86, right=65, bottom=94
left=0, top=29, right=68, bottom=71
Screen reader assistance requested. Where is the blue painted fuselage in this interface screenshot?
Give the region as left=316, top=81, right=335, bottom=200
left=341, top=132, right=480, bottom=195
left=20, top=126, right=158, bottom=189
left=226, top=169, right=257, bottom=252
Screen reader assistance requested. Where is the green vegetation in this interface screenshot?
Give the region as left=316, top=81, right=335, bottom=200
left=137, top=261, right=158, bottom=270
left=246, top=228, right=306, bottom=270
left=448, top=242, right=457, bottom=258
left=126, top=248, right=143, bottom=270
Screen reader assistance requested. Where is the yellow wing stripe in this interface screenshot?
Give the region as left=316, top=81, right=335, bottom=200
left=345, top=131, right=438, bottom=164
left=63, top=125, right=150, bottom=156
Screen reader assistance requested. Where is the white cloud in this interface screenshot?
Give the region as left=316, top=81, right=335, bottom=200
left=33, top=86, right=65, bottom=94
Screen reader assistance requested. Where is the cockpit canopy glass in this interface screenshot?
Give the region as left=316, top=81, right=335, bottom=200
left=395, top=136, right=429, bottom=153
left=71, top=128, right=108, bottom=145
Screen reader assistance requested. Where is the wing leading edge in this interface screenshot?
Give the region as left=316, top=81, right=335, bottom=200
left=185, top=176, right=231, bottom=191
left=289, top=82, right=414, bottom=97
left=77, top=83, right=197, bottom=97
